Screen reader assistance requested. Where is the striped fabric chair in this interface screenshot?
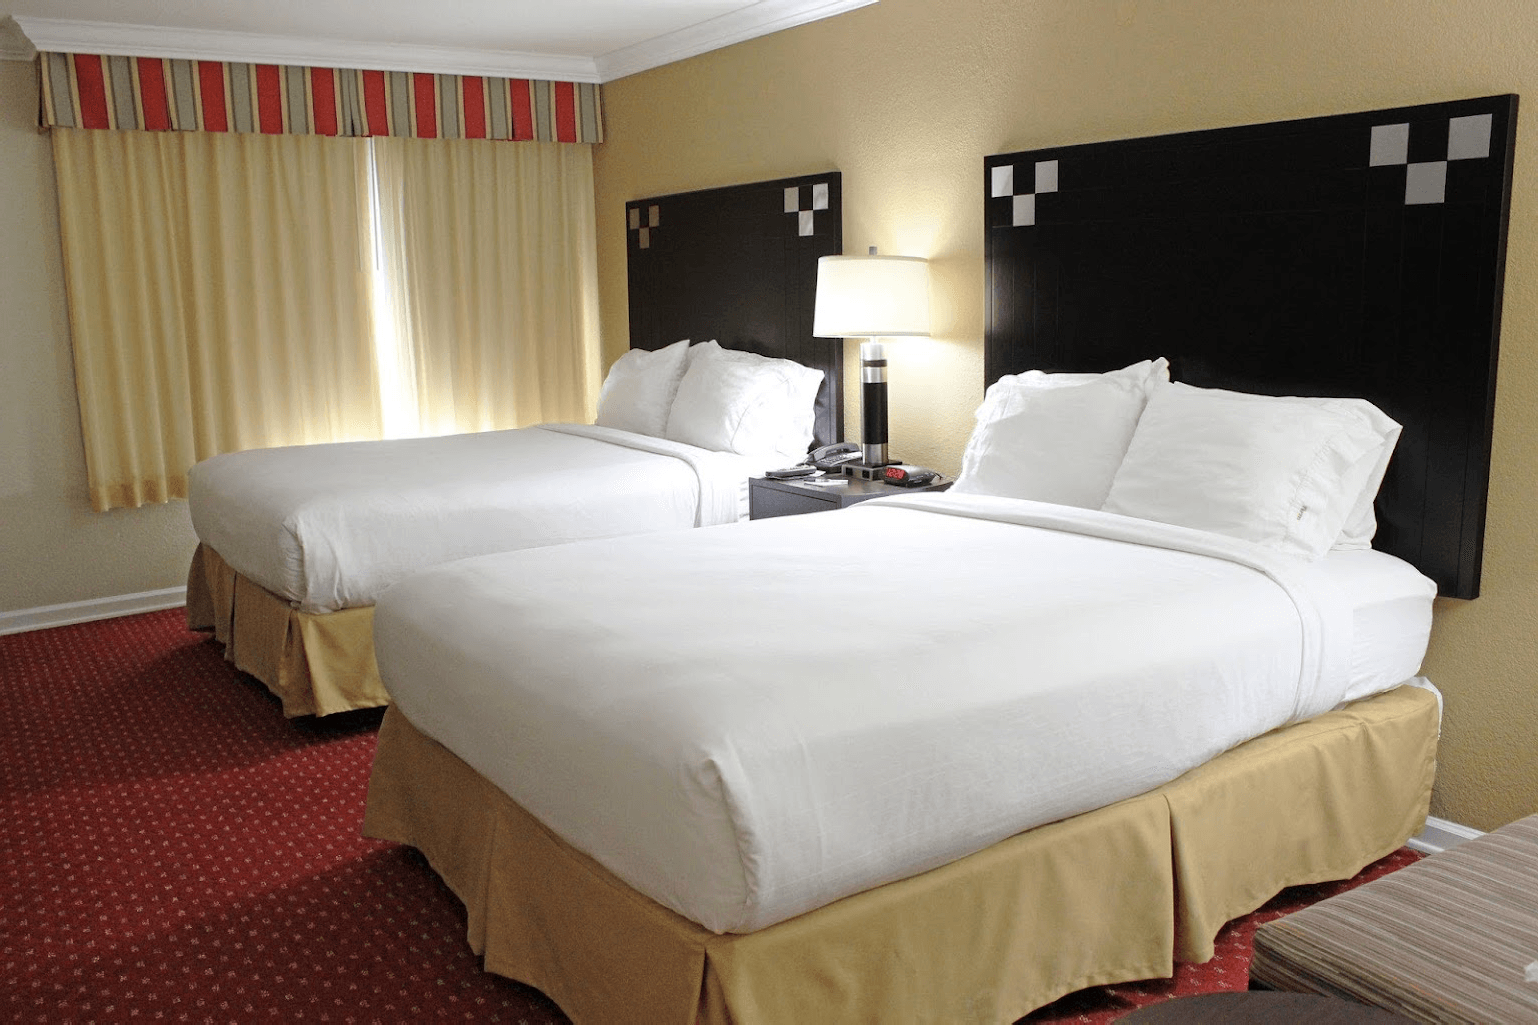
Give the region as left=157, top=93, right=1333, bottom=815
left=1250, top=815, right=1538, bottom=1022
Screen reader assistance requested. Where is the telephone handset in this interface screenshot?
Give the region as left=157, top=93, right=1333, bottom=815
left=809, top=442, right=862, bottom=471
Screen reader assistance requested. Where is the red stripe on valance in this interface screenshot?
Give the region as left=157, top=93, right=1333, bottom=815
left=462, top=76, right=486, bottom=139
left=412, top=73, right=437, bottom=139
left=510, top=78, right=533, bottom=141
left=312, top=68, right=337, bottom=136
left=361, top=70, right=386, bottom=136
left=137, top=59, right=168, bottom=131
left=554, top=81, right=576, bottom=144
left=74, top=54, right=109, bottom=129
left=198, top=62, right=228, bottom=132
left=39, top=52, right=602, bottom=144
left=255, top=65, right=283, bottom=134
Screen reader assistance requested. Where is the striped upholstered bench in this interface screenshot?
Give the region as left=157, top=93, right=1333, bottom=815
left=1250, top=814, right=1538, bottom=1022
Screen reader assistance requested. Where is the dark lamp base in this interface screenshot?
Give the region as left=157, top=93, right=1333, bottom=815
left=840, top=461, right=897, bottom=480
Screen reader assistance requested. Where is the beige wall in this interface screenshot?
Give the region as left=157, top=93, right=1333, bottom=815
left=0, top=61, right=197, bottom=613
left=593, top=0, right=1538, bottom=831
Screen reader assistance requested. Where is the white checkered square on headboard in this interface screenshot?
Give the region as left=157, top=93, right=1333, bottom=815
left=993, top=160, right=1059, bottom=226
left=1370, top=115, right=1493, bottom=205
left=785, top=181, right=832, bottom=236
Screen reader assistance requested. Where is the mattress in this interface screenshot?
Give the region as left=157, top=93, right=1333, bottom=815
left=1311, top=547, right=1437, bottom=706
left=188, top=423, right=770, bottom=614
left=372, top=493, right=1436, bottom=935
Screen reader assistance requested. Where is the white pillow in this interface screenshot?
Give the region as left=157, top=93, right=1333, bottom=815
left=950, top=374, right=1149, bottom=508
left=664, top=340, right=824, bottom=459
left=972, top=357, right=1170, bottom=426
left=1325, top=401, right=1402, bottom=550
left=1102, top=382, right=1386, bottom=561
left=595, top=338, right=691, bottom=437
left=960, top=357, right=1170, bottom=481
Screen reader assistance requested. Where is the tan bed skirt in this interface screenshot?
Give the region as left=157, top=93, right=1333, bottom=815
left=185, top=544, right=388, bottom=717
left=363, top=684, right=1439, bottom=1025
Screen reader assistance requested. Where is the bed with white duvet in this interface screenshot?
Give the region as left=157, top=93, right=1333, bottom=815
left=364, top=359, right=1443, bottom=1022
left=186, top=337, right=827, bottom=716
left=375, top=492, right=1435, bottom=936
left=189, top=423, right=762, bottom=614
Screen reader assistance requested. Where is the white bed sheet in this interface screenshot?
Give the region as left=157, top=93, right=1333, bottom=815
left=188, top=424, right=771, bottom=614
left=1313, top=547, right=1437, bottom=705
left=373, top=493, right=1435, bottom=935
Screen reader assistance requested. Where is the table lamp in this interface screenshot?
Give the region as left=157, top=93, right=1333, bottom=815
left=812, top=247, right=931, bottom=468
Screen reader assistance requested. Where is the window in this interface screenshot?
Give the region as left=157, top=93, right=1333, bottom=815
left=52, top=128, right=599, bottom=511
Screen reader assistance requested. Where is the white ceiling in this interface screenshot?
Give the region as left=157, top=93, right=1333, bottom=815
left=1, top=0, right=874, bottom=82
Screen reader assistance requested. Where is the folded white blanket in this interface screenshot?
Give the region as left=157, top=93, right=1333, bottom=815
left=536, top=423, right=753, bottom=529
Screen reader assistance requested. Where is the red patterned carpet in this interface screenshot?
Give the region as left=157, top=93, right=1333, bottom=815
left=0, top=609, right=1417, bottom=1023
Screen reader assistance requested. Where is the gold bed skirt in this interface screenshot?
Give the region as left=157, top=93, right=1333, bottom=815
left=363, top=684, right=1439, bottom=1025
left=185, top=544, right=388, bottom=717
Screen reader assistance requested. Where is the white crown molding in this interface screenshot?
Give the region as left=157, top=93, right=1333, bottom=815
left=0, top=586, right=187, bottom=637
left=10, top=1, right=876, bottom=82
left=10, top=16, right=603, bottom=81
left=0, top=16, right=37, bottom=60
left=596, top=0, right=878, bottom=82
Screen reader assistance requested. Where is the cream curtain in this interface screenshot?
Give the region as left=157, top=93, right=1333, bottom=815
left=53, top=129, right=599, bottom=511
left=371, top=137, right=600, bottom=437
left=52, top=127, right=382, bottom=511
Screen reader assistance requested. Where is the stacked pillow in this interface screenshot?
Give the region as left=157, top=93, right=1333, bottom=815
left=953, top=358, right=1169, bottom=509
left=594, top=338, right=692, bottom=437
left=1100, top=383, right=1398, bottom=560
left=595, top=340, right=824, bottom=462
left=953, top=360, right=1402, bottom=561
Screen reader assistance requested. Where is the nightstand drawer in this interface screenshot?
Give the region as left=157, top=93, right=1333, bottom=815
left=749, top=474, right=950, bottom=519
left=749, top=481, right=842, bottom=518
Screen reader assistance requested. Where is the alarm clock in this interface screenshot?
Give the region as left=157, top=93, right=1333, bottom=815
left=882, top=464, right=938, bottom=487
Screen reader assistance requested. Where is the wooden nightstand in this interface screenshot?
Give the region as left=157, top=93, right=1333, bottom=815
left=748, top=474, right=951, bottom=519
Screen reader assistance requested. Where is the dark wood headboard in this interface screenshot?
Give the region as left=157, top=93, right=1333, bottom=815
left=985, top=95, right=1518, bottom=598
left=625, top=172, right=844, bottom=451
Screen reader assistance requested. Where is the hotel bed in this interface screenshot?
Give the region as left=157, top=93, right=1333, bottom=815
left=365, top=500, right=1442, bottom=1022
left=374, top=491, right=1443, bottom=930
left=185, top=172, right=844, bottom=717
left=363, top=95, right=1515, bottom=1023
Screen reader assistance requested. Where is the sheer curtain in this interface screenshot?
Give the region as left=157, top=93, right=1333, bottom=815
left=371, top=137, right=600, bottom=437
left=52, top=127, right=382, bottom=511
left=52, top=128, right=600, bottom=511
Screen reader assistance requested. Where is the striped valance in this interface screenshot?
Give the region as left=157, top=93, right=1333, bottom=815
left=38, top=52, right=603, bottom=144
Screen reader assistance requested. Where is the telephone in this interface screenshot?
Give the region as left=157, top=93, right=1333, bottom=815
left=809, top=442, right=862, bottom=471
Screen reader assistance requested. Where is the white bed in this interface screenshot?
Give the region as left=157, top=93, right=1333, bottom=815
left=189, top=423, right=765, bottom=615
left=186, top=336, right=830, bottom=716
left=374, top=492, right=1436, bottom=936
left=361, top=355, right=1449, bottom=1022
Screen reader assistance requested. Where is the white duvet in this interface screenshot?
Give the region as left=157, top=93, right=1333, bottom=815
left=373, top=493, right=1435, bottom=934
left=188, top=423, right=766, bottom=613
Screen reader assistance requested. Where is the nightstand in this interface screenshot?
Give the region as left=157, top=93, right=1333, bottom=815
left=748, top=474, right=951, bottom=519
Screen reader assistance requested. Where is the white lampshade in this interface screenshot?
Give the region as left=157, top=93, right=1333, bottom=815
left=812, top=254, right=931, bottom=338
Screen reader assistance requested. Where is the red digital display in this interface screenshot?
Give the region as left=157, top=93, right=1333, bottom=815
left=884, top=467, right=905, bottom=481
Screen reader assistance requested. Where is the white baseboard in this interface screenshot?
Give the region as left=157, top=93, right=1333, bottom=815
left=0, top=586, right=187, bottom=636
left=1408, top=815, right=1484, bottom=855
